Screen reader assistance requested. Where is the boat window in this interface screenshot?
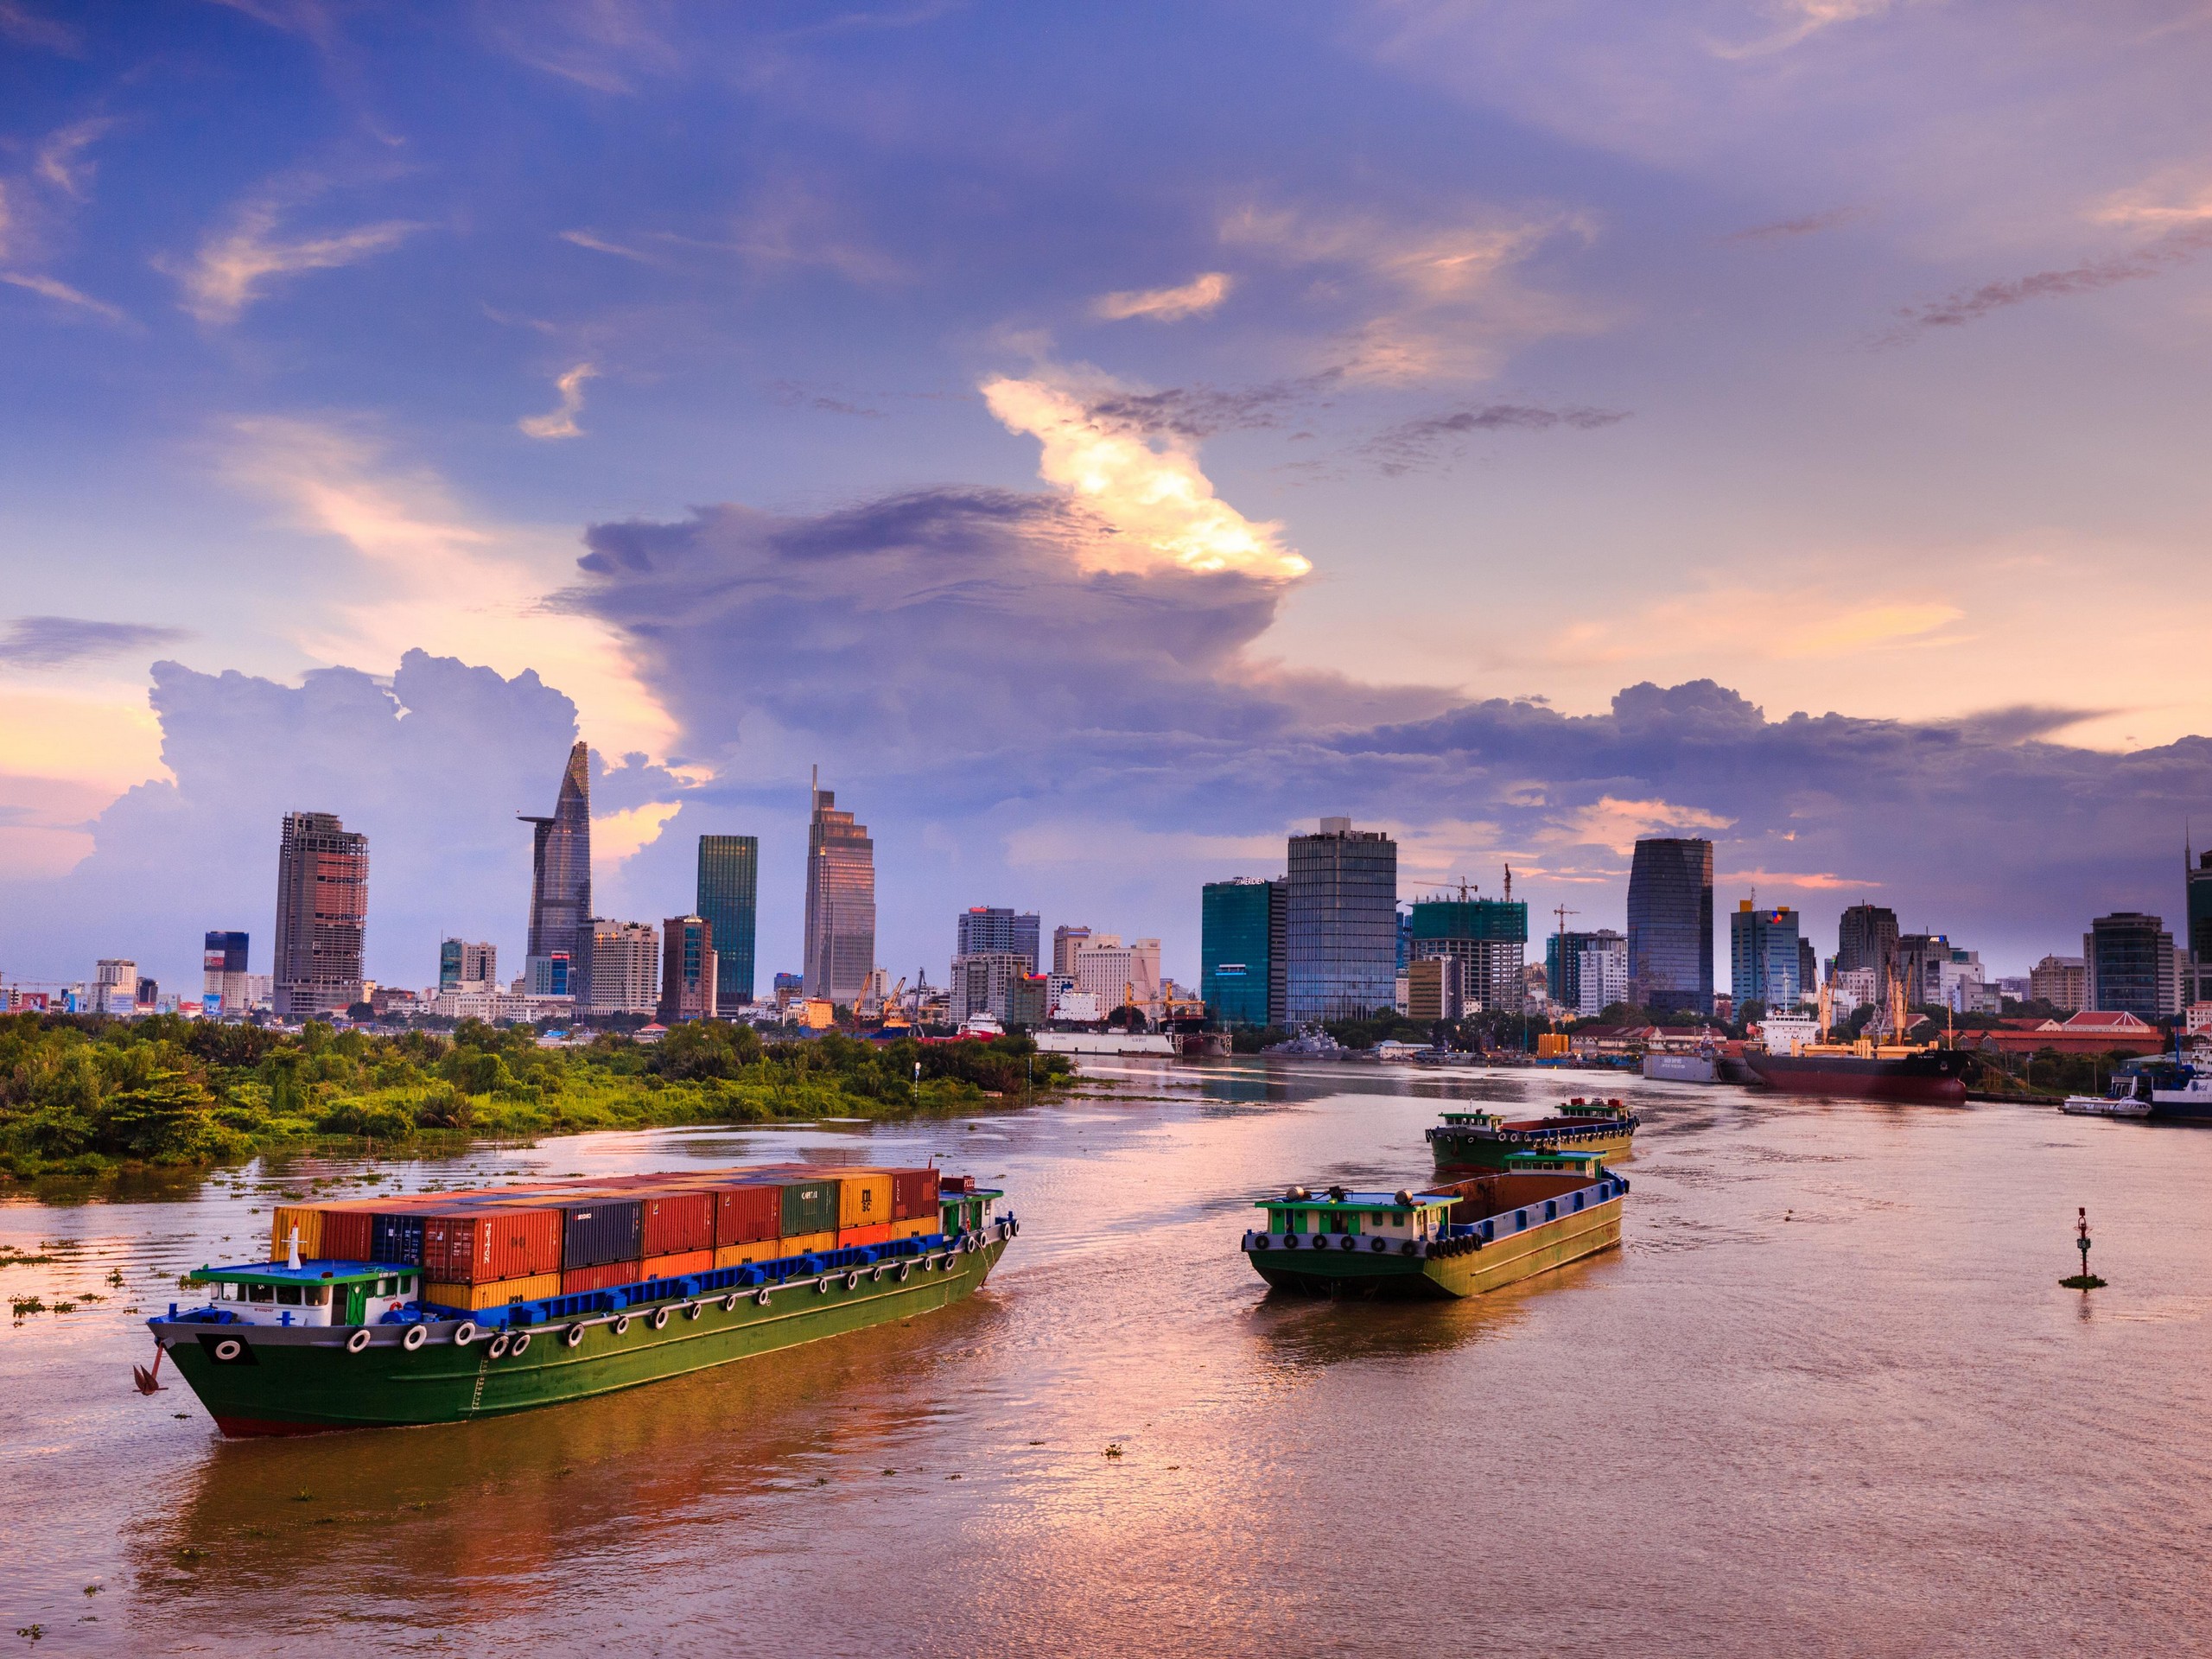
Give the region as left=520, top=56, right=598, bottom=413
left=276, top=1285, right=303, bottom=1306
left=1392, top=1211, right=1406, bottom=1227
left=307, top=1286, right=327, bottom=1306
left=247, top=1283, right=274, bottom=1303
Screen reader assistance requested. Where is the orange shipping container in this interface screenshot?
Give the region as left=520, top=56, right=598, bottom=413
left=641, top=1192, right=715, bottom=1255
left=268, top=1205, right=325, bottom=1260
left=780, top=1230, right=835, bottom=1258
left=712, top=1240, right=782, bottom=1269
left=559, top=1259, right=641, bottom=1294
left=837, top=1223, right=893, bottom=1248
left=836, top=1172, right=893, bottom=1229
left=420, top=1208, right=563, bottom=1284
left=642, top=1249, right=714, bottom=1280
left=889, top=1216, right=938, bottom=1242
left=423, top=1271, right=562, bottom=1312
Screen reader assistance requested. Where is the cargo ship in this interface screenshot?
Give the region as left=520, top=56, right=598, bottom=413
left=145, top=1164, right=1013, bottom=1435
left=1743, top=1042, right=1974, bottom=1103
left=1427, top=1097, right=1637, bottom=1173
left=1241, top=1154, right=1626, bottom=1299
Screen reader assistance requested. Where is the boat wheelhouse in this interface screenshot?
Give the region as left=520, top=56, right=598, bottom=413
left=1427, top=1097, right=1637, bottom=1173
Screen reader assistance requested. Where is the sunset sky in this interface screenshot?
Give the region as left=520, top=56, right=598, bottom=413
left=4, top=1, right=2211, bottom=995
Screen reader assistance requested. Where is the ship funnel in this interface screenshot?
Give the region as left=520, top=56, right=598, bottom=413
left=287, top=1227, right=302, bottom=1270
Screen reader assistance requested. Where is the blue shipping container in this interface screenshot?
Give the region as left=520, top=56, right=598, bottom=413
left=370, top=1212, right=426, bottom=1266
left=562, top=1199, right=643, bottom=1269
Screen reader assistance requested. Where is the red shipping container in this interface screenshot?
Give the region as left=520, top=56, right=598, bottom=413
left=641, top=1249, right=713, bottom=1281
left=641, top=1192, right=715, bottom=1255
left=714, top=1184, right=782, bottom=1246
left=890, top=1168, right=941, bottom=1220
left=321, top=1210, right=373, bottom=1261
left=837, top=1223, right=893, bottom=1248
left=421, top=1208, right=563, bottom=1284
left=559, top=1259, right=641, bottom=1294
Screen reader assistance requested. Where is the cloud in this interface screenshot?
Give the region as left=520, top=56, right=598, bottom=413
left=1080, top=374, right=1336, bottom=441
left=0, top=1, right=79, bottom=54
left=0, top=270, right=128, bottom=324
left=1708, top=0, right=1902, bottom=60
left=558, top=227, right=661, bottom=264
left=0, top=616, right=188, bottom=668
left=593, top=797, right=683, bottom=866
left=35, top=118, right=113, bottom=200
left=1887, top=223, right=2212, bottom=338
left=1726, top=868, right=1884, bottom=892
left=1730, top=206, right=1861, bottom=241
left=519, top=363, right=598, bottom=440
left=1554, top=795, right=1738, bottom=856
left=980, top=372, right=1311, bottom=578
left=1365, top=401, right=1630, bottom=474
left=1092, top=271, right=1234, bottom=322
left=167, top=194, right=424, bottom=324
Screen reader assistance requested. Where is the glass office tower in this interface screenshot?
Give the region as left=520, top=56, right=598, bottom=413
left=1285, top=819, right=1398, bottom=1023
left=522, top=741, right=593, bottom=1002
left=1202, top=878, right=1280, bottom=1027
left=803, top=771, right=875, bottom=1005
left=1626, top=836, right=1713, bottom=1017
left=1728, top=901, right=1802, bottom=1009
left=696, top=834, right=759, bottom=1013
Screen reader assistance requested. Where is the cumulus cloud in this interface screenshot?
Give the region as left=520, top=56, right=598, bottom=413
left=1092, top=271, right=1234, bottom=321
left=167, top=193, right=423, bottom=324
left=519, top=363, right=598, bottom=440
left=0, top=616, right=188, bottom=668
left=980, top=373, right=1309, bottom=579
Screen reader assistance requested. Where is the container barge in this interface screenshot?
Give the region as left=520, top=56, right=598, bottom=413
left=1242, top=1155, right=1626, bottom=1299
left=146, top=1165, right=1013, bottom=1435
left=1427, top=1097, right=1637, bottom=1173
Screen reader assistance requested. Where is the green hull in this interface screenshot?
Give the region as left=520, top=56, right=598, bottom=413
left=1428, top=1121, right=1635, bottom=1172
left=1248, top=1195, right=1620, bottom=1300
left=155, top=1237, right=1007, bottom=1435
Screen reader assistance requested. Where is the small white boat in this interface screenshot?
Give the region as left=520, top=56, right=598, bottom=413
left=2059, top=1093, right=2152, bottom=1118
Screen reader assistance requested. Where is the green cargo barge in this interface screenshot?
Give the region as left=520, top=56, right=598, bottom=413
left=149, top=1185, right=1012, bottom=1436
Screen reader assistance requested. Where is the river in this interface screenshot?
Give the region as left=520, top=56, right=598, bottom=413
left=3, top=1061, right=2208, bottom=1656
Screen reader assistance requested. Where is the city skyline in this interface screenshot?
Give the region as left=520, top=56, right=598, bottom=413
left=6, top=10, right=2212, bottom=998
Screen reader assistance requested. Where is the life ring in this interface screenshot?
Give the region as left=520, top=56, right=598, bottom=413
left=453, top=1321, right=479, bottom=1345
left=648, top=1306, right=669, bottom=1331
left=564, top=1323, right=585, bottom=1348
left=721, top=1294, right=739, bottom=1313
left=403, top=1325, right=428, bottom=1351
left=511, top=1330, right=531, bottom=1355
left=613, top=1314, right=632, bottom=1336
left=842, top=1271, right=860, bottom=1291
left=486, top=1332, right=511, bottom=1359
left=755, top=1287, right=772, bottom=1306
left=346, top=1327, right=372, bottom=1354
left=897, top=1262, right=910, bottom=1282
left=213, top=1338, right=243, bottom=1362
left=815, top=1276, right=831, bottom=1294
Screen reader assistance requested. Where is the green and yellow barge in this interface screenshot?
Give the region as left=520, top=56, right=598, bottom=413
left=1427, top=1096, right=1637, bottom=1173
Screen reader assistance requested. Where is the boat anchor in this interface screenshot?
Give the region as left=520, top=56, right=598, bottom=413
left=131, top=1344, right=167, bottom=1395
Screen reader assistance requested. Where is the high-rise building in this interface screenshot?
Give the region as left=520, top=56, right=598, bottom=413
left=696, top=835, right=759, bottom=1014
left=957, top=906, right=1040, bottom=968
left=439, top=938, right=496, bottom=992
left=1834, top=905, right=1900, bottom=981
left=657, top=915, right=716, bottom=1025
left=803, top=770, right=875, bottom=1005
left=1893, top=933, right=1952, bottom=1007
left=2186, top=843, right=2212, bottom=1005
left=1202, top=879, right=1281, bottom=1027
left=1285, top=818, right=1398, bottom=1023
left=1547, top=928, right=1625, bottom=1015
left=1071, top=935, right=1162, bottom=1010
left=202, top=931, right=249, bottom=1016
left=522, top=741, right=593, bottom=1007
left=1052, top=925, right=1092, bottom=977
left=1407, top=955, right=1465, bottom=1022
left=2085, top=912, right=2177, bottom=1022
left=1409, top=893, right=1527, bottom=1014
left=1006, top=973, right=1049, bottom=1028
left=1626, top=837, right=1713, bottom=1017
left=952, top=952, right=1034, bottom=1023
left=2027, top=956, right=2086, bottom=1009
left=1729, top=901, right=1802, bottom=1010
left=588, top=919, right=660, bottom=1015
left=94, top=958, right=138, bottom=1017
left=1798, top=938, right=1819, bottom=1004
left=274, top=810, right=368, bottom=1019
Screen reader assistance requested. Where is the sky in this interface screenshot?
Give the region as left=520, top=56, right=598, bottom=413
left=3, top=0, right=2211, bottom=998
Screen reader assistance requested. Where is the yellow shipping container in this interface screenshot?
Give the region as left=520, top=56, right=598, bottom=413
left=889, top=1216, right=938, bottom=1242
left=712, top=1241, right=782, bottom=1268
left=269, top=1205, right=325, bottom=1261
left=780, top=1230, right=835, bottom=1257
left=837, top=1172, right=893, bottom=1229
left=423, top=1271, right=562, bottom=1312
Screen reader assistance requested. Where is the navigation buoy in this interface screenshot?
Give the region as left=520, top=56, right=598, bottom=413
left=2061, top=1205, right=2105, bottom=1289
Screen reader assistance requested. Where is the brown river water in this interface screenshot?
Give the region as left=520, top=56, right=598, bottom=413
left=3, top=1060, right=2209, bottom=1656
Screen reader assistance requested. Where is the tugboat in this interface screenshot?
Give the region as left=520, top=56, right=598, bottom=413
left=144, top=1167, right=1014, bottom=1435
left=1242, top=1154, right=1626, bottom=1299
left=1427, top=1097, right=1638, bottom=1173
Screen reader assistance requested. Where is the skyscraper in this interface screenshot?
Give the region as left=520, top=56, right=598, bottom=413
left=1285, top=817, right=1398, bottom=1023
left=274, top=810, right=368, bottom=1019
left=1052, top=925, right=1092, bottom=977
left=1835, top=903, right=1900, bottom=1002
left=1729, top=901, right=1802, bottom=1010
left=696, top=834, right=759, bottom=1013
left=956, top=906, right=1040, bottom=968
left=803, top=769, right=875, bottom=1005
left=658, top=915, right=716, bottom=1024
left=2084, top=912, right=2177, bottom=1022
left=522, top=741, right=593, bottom=1003
left=1202, top=878, right=1281, bottom=1027
left=2187, top=842, right=2212, bottom=1006
left=439, top=938, right=496, bottom=991
left=202, top=931, right=249, bottom=1016
left=1626, top=837, right=1713, bottom=1017
left=1408, top=890, right=1528, bottom=1014
left=588, top=919, right=660, bottom=1015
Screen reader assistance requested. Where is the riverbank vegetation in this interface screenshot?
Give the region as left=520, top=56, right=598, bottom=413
left=0, top=1014, right=1072, bottom=1180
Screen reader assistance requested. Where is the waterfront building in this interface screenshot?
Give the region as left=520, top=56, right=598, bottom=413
left=957, top=906, right=1040, bottom=968
left=95, top=958, right=138, bottom=1017
left=696, top=834, right=759, bottom=1013
left=438, top=938, right=496, bottom=992
left=2084, top=912, right=2177, bottom=1023
left=951, top=951, right=1033, bottom=1024
left=1831, top=965, right=1880, bottom=1014
left=1007, top=973, right=1049, bottom=1028
left=658, top=915, right=717, bottom=1025
left=1407, top=955, right=1465, bottom=1022
left=1730, top=901, right=1802, bottom=1011
left=2187, top=843, right=2212, bottom=1005
left=1547, top=927, right=1624, bottom=1012
left=1408, top=891, right=1528, bottom=1014
left=202, top=931, right=250, bottom=1017
left=1936, top=947, right=1993, bottom=1014
left=521, top=741, right=594, bottom=1007
left=1285, top=818, right=1398, bottom=1023
left=1072, top=935, right=1162, bottom=1011
left=1835, top=905, right=1900, bottom=984
left=803, top=770, right=875, bottom=1005
left=1892, top=934, right=1950, bottom=1008
left=1626, top=837, right=1713, bottom=1017
left=1051, top=925, right=1091, bottom=977
left=1573, top=931, right=1628, bottom=1018
left=588, top=919, right=660, bottom=1015
left=274, top=810, right=368, bottom=1019
left=1202, top=878, right=1284, bottom=1027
